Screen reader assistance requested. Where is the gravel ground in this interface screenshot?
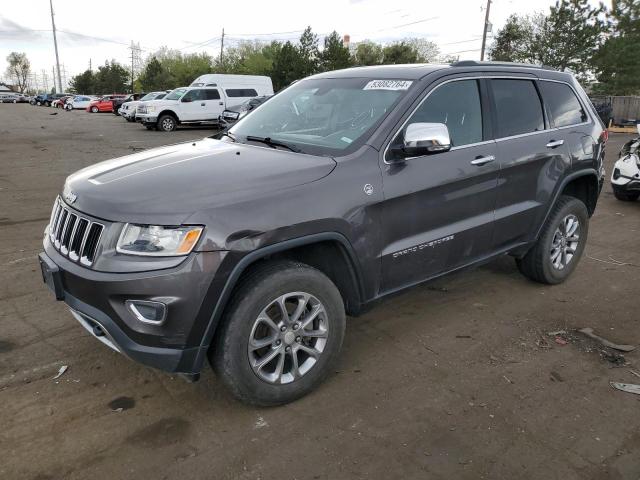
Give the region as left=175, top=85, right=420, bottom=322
left=1, top=104, right=639, bottom=480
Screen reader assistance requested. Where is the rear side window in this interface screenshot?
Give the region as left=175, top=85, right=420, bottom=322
left=407, top=79, right=483, bottom=147
left=491, top=79, right=544, bottom=137
left=539, top=81, right=587, bottom=127
left=204, top=89, right=220, bottom=100
left=225, top=88, right=258, bottom=98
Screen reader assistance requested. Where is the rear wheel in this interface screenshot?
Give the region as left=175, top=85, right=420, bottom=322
left=211, top=261, right=346, bottom=406
left=613, top=188, right=639, bottom=202
left=516, top=195, right=589, bottom=284
left=158, top=114, right=177, bottom=132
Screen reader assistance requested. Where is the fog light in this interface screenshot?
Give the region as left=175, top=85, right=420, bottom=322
left=126, top=300, right=167, bottom=325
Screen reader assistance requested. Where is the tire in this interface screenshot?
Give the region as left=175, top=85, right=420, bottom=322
left=158, top=114, right=177, bottom=132
left=211, top=260, right=346, bottom=406
left=13, top=99, right=17, bottom=104
left=90, top=106, right=99, bottom=113
left=516, top=195, right=589, bottom=285
left=613, top=188, right=640, bottom=202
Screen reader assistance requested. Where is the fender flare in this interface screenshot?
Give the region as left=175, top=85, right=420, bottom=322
left=535, top=168, right=599, bottom=239
left=191, top=232, right=364, bottom=372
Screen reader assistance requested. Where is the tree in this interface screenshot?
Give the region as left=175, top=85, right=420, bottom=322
left=353, top=41, right=384, bottom=66
left=68, top=69, right=95, bottom=94
left=592, top=0, right=640, bottom=94
left=138, top=57, right=170, bottom=91
left=489, top=14, right=538, bottom=63
left=535, top=0, right=606, bottom=79
left=94, top=60, right=129, bottom=93
left=382, top=41, right=420, bottom=64
left=4, top=52, right=30, bottom=93
left=405, top=38, right=441, bottom=62
left=320, top=31, right=352, bottom=71
left=271, top=41, right=305, bottom=91
left=298, top=26, right=320, bottom=77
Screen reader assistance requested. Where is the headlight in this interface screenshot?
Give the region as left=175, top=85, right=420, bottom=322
left=116, top=224, right=203, bottom=256
left=238, top=110, right=249, bottom=119
left=145, top=106, right=156, bottom=113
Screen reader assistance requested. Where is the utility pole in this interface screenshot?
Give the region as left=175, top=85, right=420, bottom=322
left=130, top=43, right=135, bottom=93
left=480, top=0, right=492, bottom=61
left=219, top=28, right=225, bottom=66
left=42, top=69, right=49, bottom=92
left=49, top=0, right=63, bottom=93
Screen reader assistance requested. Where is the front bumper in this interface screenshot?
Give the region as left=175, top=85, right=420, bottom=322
left=39, top=245, right=227, bottom=373
left=137, top=113, right=158, bottom=124
left=611, top=155, right=640, bottom=191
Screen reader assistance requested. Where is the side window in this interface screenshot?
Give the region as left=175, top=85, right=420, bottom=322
left=491, top=79, right=544, bottom=137
left=225, top=88, right=258, bottom=98
left=538, top=81, right=587, bottom=127
left=406, top=79, right=483, bottom=148
left=204, top=89, right=220, bottom=100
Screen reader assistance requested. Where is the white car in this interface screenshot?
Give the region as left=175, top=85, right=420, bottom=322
left=611, top=124, right=640, bottom=202
left=66, top=95, right=96, bottom=110
left=137, top=74, right=274, bottom=132
left=119, top=91, right=169, bottom=122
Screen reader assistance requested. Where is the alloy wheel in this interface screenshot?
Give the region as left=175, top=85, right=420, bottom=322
left=247, top=292, right=329, bottom=385
left=550, top=214, right=580, bottom=270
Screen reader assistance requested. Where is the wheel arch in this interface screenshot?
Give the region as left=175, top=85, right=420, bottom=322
left=192, top=232, right=365, bottom=372
left=158, top=110, right=179, bottom=122
left=535, top=169, right=599, bottom=239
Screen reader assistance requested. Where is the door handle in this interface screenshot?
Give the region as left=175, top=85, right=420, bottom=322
left=219, top=101, right=224, bottom=106
left=200, top=102, right=206, bottom=106
left=546, top=139, right=564, bottom=148
left=471, top=155, right=495, bottom=166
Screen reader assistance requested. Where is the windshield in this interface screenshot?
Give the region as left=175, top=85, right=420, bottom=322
left=165, top=88, right=186, bottom=101
left=140, top=93, right=156, bottom=101
left=229, top=78, right=412, bottom=156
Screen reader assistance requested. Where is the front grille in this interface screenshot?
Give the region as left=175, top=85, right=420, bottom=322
left=48, top=197, right=104, bottom=266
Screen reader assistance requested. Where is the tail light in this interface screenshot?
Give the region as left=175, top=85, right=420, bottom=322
left=599, top=129, right=609, bottom=144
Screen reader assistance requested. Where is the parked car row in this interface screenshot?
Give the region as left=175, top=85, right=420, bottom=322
left=16, top=74, right=275, bottom=132
left=0, top=92, right=31, bottom=103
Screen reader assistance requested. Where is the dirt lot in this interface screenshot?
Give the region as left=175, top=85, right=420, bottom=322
left=1, top=104, right=639, bottom=480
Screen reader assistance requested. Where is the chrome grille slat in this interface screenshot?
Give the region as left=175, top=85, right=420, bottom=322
left=46, top=197, right=104, bottom=266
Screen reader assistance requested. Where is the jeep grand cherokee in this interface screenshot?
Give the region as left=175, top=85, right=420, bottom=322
left=39, top=61, right=606, bottom=405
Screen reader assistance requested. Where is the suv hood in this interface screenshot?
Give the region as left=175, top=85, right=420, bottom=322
left=64, top=138, right=336, bottom=224
left=144, top=98, right=179, bottom=108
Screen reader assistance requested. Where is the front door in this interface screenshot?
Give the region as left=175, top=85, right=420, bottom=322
left=180, top=89, right=207, bottom=121
left=380, top=78, right=499, bottom=292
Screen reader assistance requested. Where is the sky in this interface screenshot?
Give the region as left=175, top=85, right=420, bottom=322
left=0, top=0, right=611, bottom=91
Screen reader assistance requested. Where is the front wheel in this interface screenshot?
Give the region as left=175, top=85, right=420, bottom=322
left=158, top=114, right=177, bottom=132
left=516, top=195, right=589, bottom=284
left=90, top=106, right=99, bottom=113
left=211, top=261, right=346, bottom=406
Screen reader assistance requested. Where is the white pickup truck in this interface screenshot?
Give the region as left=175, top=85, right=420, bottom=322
left=136, top=74, right=273, bottom=132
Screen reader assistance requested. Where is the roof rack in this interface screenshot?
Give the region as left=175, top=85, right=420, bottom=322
left=451, top=60, right=557, bottom=71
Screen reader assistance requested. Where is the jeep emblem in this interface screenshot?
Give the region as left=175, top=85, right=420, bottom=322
left=363, top=184, right=373, bottom=196
left=63, top=187, right=77, bottom=204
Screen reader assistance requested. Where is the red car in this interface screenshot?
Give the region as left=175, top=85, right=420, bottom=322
left=87, top=95, right=126, bottom=113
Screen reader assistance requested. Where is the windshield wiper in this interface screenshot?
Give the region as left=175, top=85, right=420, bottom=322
left=245, top=135, right=302, bottom=153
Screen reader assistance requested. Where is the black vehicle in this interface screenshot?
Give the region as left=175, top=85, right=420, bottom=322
left=39, top=62, right=606, bottom=405
left=219, top=95, right=272, bottom=126
left=38, top=93, right=67, bottom=107
left=112, top=93, right=145, bottom=115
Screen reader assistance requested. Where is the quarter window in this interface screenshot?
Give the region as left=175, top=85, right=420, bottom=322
left=491, top=79, right=544, bottom=137
left=226, top=88, right=258, bottom=98
left=406, top=79, right=483, bottom=148
left=539, top=81, right=587, bottom=127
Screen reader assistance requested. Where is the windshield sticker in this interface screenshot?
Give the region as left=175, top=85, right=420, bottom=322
left=363, top=80, right=413, bottom=91
left=341, top=136, right=353, bottom=144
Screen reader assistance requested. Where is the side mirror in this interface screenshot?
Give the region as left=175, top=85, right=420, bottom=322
left=182, top=96, right=193, bottom=103
left=402, top=122, right=451, bottom=157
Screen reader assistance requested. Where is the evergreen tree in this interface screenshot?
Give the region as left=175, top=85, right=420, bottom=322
left=68, top=69, right=95, bottom=94
left=353, top=41, right=384, bottom=66
left=319, top=31, right=352, bottom=71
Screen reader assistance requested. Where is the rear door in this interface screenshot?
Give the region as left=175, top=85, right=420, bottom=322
left=489, top=78, right=572, bottom=250
left=380, top=77, right=499, bottom=292
left=202, top=88, right=225, bottom=120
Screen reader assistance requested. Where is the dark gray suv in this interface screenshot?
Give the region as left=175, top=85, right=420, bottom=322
left=39, top=62, right=606, bottom=405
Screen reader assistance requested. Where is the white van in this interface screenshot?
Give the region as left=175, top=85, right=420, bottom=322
left=190, top=74, right=273, bottom=109
left=137, top=75, right=274, bottom=132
